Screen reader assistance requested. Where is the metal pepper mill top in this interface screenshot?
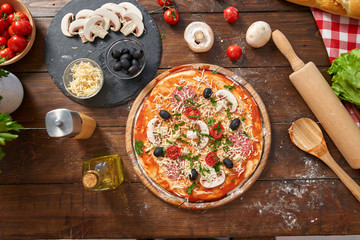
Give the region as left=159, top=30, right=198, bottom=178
left=45, top=108, right=96, bottom=139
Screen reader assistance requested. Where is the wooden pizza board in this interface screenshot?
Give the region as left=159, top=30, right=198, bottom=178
left=44, top=0, right=162, bottom=107
left=125, top=64, right=272, bottom=209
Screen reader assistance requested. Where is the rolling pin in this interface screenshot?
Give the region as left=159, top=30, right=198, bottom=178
left=272, top=29, right=360, bottom=169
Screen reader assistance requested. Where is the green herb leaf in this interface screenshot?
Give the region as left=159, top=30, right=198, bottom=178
left=240, top=117, right=246, bottom=121
left=184, top=98, right=195, bottom=105
left=174, top=121, right=185, bottom=131
left=243, top=132, right=250, bottom=138
left=178, top=138, right=189, bottom=144
left=213, top=161, right=223, bottom=174
left=214, top=122, right=222, bottom=134
left=174, top=94, right=180, bottom=102
left=186, top=182, right=197, bottom=195
left=193, top=103, right=202, bottom=109
left=231, top=179, right=235, bottom=183
left=188, top=115, right=200, bottom=118
left=207, top=118, right=216, bottom=126
left=135, top=140, right=145, bottom=156
left=172, top=113, right=181, bottom=116
left=197, top=67, right=201, bottom=73
left=212, top=70, right=218, bottom=75
left=166, top=139, right=175, bottom=145
left=177, top=86, right=183, bottom=91
left=160, top=33, right=164, bottom=39
left=224, top=146, right=229, bottom=152
left=224, top=85, right=235, bottom=91
left=226, top=107, right=231, bottom=120
left=209, top=97, right=217, bottom=107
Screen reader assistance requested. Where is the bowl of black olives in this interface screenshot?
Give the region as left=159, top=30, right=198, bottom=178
left=105, top=39, right=145, bottom=79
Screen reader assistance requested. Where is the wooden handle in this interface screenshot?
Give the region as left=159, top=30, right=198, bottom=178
left=272, top=29, right=305, bottom=72
left=321, top=152, right=360, bottom=202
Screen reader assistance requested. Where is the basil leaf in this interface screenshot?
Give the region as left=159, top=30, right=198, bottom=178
left=135, top=140, right=145, bottom=156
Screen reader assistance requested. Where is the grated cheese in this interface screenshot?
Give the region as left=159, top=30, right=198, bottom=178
left=68, top=61, right=103, bottom=97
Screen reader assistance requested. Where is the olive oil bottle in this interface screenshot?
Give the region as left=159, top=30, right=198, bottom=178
left=82, top=155, right=124, bottom=191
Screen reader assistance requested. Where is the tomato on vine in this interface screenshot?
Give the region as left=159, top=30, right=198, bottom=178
left=157, top=0, right=172, bottom=7
left=164, top=8, right=179, bottom=25
left=11, top=20, right=32, bottom=36
left=0, top=3, right=14, bottom=15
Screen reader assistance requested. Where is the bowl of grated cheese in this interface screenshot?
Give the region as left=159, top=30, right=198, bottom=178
left=63, top=58, right=104, bottom=99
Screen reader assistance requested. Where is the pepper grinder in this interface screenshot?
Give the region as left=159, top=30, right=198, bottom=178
left=45, top=108, right=96, bottom=139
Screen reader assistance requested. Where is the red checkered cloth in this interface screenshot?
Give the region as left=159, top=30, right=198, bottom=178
left=311, top=8, right=360, bottom=126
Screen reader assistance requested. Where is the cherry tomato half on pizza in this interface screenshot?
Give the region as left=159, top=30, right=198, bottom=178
left=205, top=152, right=219, bottom=166
left=184, top=107, right=200, bottom=120
left=210, top=122, right=224, bottom=139
left=166, top=146, right=181, bottom=159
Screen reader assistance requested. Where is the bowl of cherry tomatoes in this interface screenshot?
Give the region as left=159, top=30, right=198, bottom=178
left=0, top=0, right=35, bottom=66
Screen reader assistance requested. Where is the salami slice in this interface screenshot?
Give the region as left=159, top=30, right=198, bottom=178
left=228, top=132, right=252, bottom=155
left=165, top=159, right=184, bottom=180
left=171, top=86, right=197, bottom=108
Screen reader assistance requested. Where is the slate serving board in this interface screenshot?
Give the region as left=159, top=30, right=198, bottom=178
left=45, top=0, right=162, bottom=107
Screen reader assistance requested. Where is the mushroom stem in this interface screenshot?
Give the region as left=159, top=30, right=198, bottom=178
left=194, top=30, right=204, bottom=44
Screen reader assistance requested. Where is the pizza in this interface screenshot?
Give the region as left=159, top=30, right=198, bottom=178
left=133, top=67, right=263, bottom=202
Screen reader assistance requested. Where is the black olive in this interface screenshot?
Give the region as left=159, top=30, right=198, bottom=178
left=159, top=110, right=171, bottom=120
left=203, top=88, right=212, bottom=99
left=153, top=147, right=164, bottom=157
left=121, top=48, right=129, bottom=55
left=132, top=59, right=140, bottom=68
left=128, top=65, right=139, bottom=75
left=120, top=53, right=132, bottom=61
left=189, top=169, right=198, bottom=181
left=230, top=118, right=241, bottom=130
left=111, top=50, right=121, bottom=59
left=120, top=58, right=131, bottom=70
left=113, top=61, right=122, bottom=71
left=133, top=49, right=144, bottom=59
left=223, top=158, right=233, bottom=169
left=129, top=47, right=136, bottom=56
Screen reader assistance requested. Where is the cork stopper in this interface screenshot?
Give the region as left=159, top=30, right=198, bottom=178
left=82, top=171, right=100, bottom=189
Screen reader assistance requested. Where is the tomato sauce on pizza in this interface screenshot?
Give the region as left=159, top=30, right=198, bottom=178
left=134, top=69, right=263, bottom=202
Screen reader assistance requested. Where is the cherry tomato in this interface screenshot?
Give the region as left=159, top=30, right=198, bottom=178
left=13, top=12, right=29, bottom=21
left=0, top=47, right=14, bottom=60
left=0, top=30, right=11, bottom=40
left=210, top=122, right=224, bottom=139
left=8, top=25, right=14, bottom=36
left=11, top=20, right=32, bottom=36
left=1, top=3, right=13, bottom=15
left=223, top=6, right=239, bottom=23
left=157, top=0, right=172, bottom=7
left=0, top=36, right=7, bottom=47
left=0, top=19, right=9, bottom=30
left=184, top=107, right=200, bottom=120
left=164, top=8, right=179, bottom=25
left=166, top=146, right=181, bottom=159
left=205, top=152, right=219, bottom=166
left=7, top=13, right=14, bottom=25
left=8, top=35, right=27, bottom=52
left=226, top=44, right=242, bottom=61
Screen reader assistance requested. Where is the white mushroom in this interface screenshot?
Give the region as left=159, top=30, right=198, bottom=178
left=120, top=12, right=144, bottom=37
left=184, top=22, right=214, bottom=53
left=83, top=16, right=108, bottom=42
left=215, top=90, right=238, bottom=113
left=159, top=126, right=169, bottom=136
left=200, top=170, right=226, bottom=188
left=147, top=118, right=161, bottom=144
left=61, top=13, right=74, bottom=37
left=75, top=9, right=94, bottom=19
left=101, top=3, right=126, bottom=23
left=69, top=19, right=87, bottom=35
left=94, top=8, right=120, bottom=31
left=119, top=2, right=143, bottom=20
left=246, top=21, right=272, bottom=48
left=187, top=130, right=198, bottom=140
left=195, top=120, right=209, bottom=149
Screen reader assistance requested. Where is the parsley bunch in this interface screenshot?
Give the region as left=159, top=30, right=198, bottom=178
left=0, top=113, right=23, bottom=161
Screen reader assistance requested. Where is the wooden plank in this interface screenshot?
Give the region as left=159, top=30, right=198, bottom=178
left=23, top=0, right=309, bottom=17
left=0, top=180, right=359, bottom=239
left=1, top=125, right=359, bottom=185
left=4, top=11, right=329, bottom=73
left=10, top=67, right=333, bottom=128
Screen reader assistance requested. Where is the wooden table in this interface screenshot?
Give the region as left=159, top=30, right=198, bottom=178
left=1, top=0, right=359, bottom=238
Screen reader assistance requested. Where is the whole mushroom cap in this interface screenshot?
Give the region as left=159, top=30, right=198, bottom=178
left=184, top=21, right=214, bottom=53
left=246, top=21, right=272, bottom=48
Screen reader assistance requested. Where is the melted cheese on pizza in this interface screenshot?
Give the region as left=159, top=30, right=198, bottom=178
left=134, top=69, right=263, bottom=202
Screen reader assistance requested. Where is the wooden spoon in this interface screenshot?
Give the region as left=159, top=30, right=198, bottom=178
left=289, top=118, right=360, bottom=202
